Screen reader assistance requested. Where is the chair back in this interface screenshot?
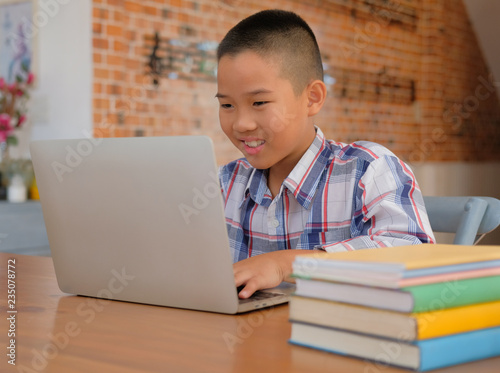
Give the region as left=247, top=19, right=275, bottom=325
left=423, top=196, right=500, bottom=245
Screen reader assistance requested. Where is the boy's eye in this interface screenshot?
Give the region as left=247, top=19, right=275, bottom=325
left=253, top=101, right=268, bottom=107
left=220, top=103, right=233, bottom=109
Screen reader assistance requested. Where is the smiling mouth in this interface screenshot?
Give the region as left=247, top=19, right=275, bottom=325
left=243, top=140, right=265, bottom=148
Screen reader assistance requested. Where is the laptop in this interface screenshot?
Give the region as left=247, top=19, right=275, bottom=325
left=30, top=135, right=294, bottom=314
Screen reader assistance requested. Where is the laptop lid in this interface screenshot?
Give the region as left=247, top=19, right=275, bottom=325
left=30, top=136, right=243, bottom=314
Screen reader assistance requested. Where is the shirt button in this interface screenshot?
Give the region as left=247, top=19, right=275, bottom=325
left=271, top=219, right=280, bottom=228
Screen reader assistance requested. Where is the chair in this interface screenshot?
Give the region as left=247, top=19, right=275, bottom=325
left=423, top=196, right=500, bottom=245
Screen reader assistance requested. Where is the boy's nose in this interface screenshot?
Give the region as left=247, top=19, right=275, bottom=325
left=233, top=111, right=258, bottom=132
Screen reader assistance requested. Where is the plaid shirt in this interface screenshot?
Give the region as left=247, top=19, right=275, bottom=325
left=219, top=127, right=435, bottom=263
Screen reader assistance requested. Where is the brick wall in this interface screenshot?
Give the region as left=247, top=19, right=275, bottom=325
left=92, top=0, right=500, bottom=165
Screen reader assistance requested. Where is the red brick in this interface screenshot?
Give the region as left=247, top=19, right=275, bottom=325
left=93, top=53, right=103, bottom=64
left=93, top=38, right=109, bottom=49
left=93, top=22, right=102, bottom=34
left=107, top=54, right=124, bottom=66
left=106, top=25, right=123, bottom=37
left=94, top=98, right=110, bottom=110
left=94, top=68, right=109, bottom=79
left=93, top=8, right=108, bottom=19
left=89, top=0, right=500, bottom=162
left=94, top=82, right=103, bottom=94
left=124, top=1, right=143, bottom=12
left=113, top=40, right=126, bottom=52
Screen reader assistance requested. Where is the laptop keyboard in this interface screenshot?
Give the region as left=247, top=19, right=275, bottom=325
left=238, top=291, right=283, bottom=304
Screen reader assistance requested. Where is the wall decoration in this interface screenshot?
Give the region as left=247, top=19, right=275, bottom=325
left=144, top=32, right=218, bottom=85
left=330, top=66, right=415, bottom=104
left=292, top=0, right=418, bottom=31
left=0, top=0, right=36, bottom=84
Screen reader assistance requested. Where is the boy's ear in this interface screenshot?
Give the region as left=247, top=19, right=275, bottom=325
left=306, top=80, right=327, bottom=117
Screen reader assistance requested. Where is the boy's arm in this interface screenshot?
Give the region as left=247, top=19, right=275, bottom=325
left=320, top=154, right=435, bottom=252
left=234, top=249, right=321, bottom=299
left=229, top=152, right=434, bottom=298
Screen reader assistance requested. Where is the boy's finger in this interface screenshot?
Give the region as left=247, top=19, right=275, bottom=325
left=238, top=283, right=257, bottom=299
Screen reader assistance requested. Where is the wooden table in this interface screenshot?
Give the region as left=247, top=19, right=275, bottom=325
left=1, top=253, right=499, bottom=373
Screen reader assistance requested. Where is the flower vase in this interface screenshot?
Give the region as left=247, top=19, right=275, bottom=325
left=7, top=173, right=27, bottom=203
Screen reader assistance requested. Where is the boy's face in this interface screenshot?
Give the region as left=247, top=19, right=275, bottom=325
left=216, top=51, right=315, bottom=175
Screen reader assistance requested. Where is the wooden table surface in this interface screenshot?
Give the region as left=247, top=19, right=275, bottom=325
left=1, top=252, right=499, bottom=373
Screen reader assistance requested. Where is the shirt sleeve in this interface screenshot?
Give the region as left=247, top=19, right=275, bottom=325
left=319, top=155, right=435, bottom=253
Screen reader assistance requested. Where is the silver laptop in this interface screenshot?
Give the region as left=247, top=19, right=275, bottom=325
left=30, top=135, right=294, bottom=314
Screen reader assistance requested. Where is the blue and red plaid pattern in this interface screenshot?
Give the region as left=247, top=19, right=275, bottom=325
left=219, top=127, right=435, bottom=263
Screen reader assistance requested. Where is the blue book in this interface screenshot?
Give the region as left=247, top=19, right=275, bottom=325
left=289, top=323, right=500, bottom=371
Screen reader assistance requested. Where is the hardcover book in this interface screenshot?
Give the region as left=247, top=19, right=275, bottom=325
left=293, top=244, right=500, bottom=288
left=289, top=296, right=500, bottom=340
left=293, top=275, right=500, bottom=312
left=289, top=323, right=500, bottom=371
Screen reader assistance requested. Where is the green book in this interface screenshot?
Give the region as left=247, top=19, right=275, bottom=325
left=294, top=275, right=500, bottom=313
left=408, top=275, right=500, bottom=312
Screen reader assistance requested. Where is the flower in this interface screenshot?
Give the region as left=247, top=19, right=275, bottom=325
left=0, top=63, right=34, bottom=146
left=0, top=113, right=13, bottom=142
left=17, top=114, right=26, bottom=127
left=0, top=113, right=11, bottom=125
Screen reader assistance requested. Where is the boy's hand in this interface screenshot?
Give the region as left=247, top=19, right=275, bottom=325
left=233, top=249, right=320, bottom=298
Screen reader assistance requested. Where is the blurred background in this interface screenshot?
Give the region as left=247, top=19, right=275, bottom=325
left=1, top=0, right=499, bottom=253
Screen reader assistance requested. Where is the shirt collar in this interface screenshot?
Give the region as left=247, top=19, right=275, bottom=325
left=242, top=127, right=333, bottom=209
left=283, top=127, right=332, bottom=209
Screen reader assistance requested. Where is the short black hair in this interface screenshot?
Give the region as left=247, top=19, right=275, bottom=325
left=217, top=9, right=323, bottom=95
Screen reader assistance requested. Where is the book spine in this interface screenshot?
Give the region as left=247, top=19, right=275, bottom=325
left=406, top=275, right=500, bottom=312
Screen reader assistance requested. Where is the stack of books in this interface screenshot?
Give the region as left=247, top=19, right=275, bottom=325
left=288, top=244, right=500, bottom=371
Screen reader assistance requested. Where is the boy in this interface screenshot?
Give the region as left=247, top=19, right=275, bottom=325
left=216, top=10, right=435, bottom=299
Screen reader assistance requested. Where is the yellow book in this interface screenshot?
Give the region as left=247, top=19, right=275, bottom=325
left=416, top=300, right=500, bottom=339
left=289, top=296, right=500, bottom=341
